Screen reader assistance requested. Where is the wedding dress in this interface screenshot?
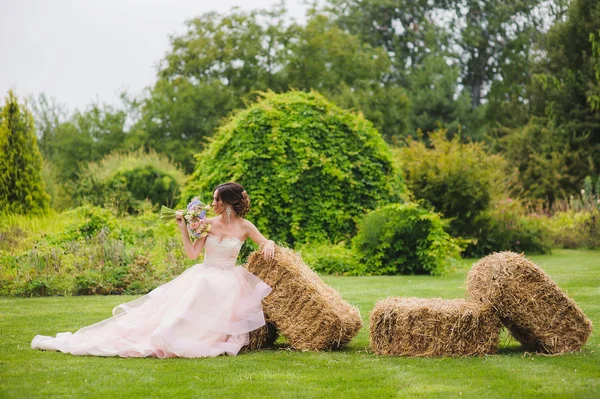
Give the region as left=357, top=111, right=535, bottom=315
left=31, top=235, right=272, bottom=358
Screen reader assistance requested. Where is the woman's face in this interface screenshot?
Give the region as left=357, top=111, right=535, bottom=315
left=212, top=190, right=223, bottom=215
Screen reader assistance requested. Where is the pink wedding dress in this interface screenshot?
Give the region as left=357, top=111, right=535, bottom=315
left=31, top=235, right=272, bottom=358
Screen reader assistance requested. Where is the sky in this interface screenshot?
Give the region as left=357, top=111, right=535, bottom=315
left=0, top=0, right=309, bottom=112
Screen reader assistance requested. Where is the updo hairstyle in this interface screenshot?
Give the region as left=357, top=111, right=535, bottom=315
left=214, top=182, right=250, bottom=218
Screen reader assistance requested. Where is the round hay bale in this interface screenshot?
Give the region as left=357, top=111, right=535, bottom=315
left=241, top=320, right=279, bottom=353
left=466, top=251, right=593, bottom=354
left=245, top=246, right=362, bottom=351
left=369, top=297, right=500, bottom=357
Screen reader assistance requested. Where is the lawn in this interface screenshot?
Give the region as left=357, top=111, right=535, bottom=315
left=0, top=249, right=598, bottom=398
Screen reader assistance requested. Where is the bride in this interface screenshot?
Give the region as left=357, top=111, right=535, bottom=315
left=31, top=182, right=275, bottom=358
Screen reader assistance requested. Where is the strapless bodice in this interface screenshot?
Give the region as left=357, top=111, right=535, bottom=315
left=203, top=235, right=244, bottom=268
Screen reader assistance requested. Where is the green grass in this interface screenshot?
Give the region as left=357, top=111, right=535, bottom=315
left=1, top=249, right=598, bottom=398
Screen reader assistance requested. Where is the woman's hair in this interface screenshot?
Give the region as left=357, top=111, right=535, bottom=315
left=214, top=182, right=250, bottom=218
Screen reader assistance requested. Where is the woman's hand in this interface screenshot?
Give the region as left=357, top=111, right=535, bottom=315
left=175, top=210, right=186, bottom=229
left=262, top=240, right=275, bottom=260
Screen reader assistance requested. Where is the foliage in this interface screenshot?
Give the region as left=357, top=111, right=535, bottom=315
left=76, top=149, right=186, bottom=215
left=397, top=129, right=512, bottom=242
left=324, top=0, right=452, bottom=85
left=541, top=180, right=600, bottom=249
left=473, top=198, right=552, bottom=256
left=324, top=0, right=558, bottom=135
left=405, top=55, right=485, bottom=140
left=491, top=118, right=592, bottom=203
left=547, top=209, right=600, bottom=249
left=183, top=90, right=404, bottom=246
left=0, top=91, right=49, bottom=215
left=451, top=0, right=547, bottom=109
left=282, top=14, right=410, bottom=142
left=296, top=242, right=361, bottom=276
left=352, top=203, right=462, bottom=276
left=524, top=0, right=600, bottom=193
left=135, top=7, right=412, bottom=166
left=31, top=94, right=131, bottom=183
left=132, top=6, right=294, bottom=173
left=0, top=206, right=191, bottom=297
left=40, top=159, right=73, bottom=211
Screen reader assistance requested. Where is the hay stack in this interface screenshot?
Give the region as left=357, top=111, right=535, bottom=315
left=241, top=320, right=279, bottom=352
left=370, top=297, right=500, bottom=357
left=245, top=246, right=362, bottom=351
left=466, top=251, right=593, bottom=354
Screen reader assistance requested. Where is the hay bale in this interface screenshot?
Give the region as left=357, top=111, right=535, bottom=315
left=241, top=320, right=279, bottom=353
left=466, top=251, right=593, bottom=354
left=245, top=246, right=362, bottom=351
left=369, top=297, right=500, bottom=357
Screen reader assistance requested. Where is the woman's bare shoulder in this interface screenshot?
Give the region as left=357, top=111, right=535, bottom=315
left=242, top=219, right=257, bottom=230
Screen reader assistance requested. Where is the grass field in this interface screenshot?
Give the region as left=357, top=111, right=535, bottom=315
left=1, top=249, right=598, bottom=398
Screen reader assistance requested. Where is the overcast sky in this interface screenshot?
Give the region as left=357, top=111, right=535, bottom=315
left=0, top=0, right=309, bottom=112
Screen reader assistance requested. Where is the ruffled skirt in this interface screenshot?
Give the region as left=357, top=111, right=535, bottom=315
left=31, top=264, right=272, bottom=358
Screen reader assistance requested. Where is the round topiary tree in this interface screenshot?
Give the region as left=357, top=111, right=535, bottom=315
left=352, top=203, right=462, bottom=275
left=77, top=149, right=186, bottom=214
left=0, top=91, right=50, bottom=214
left=183, top=90, right=404, bottom=245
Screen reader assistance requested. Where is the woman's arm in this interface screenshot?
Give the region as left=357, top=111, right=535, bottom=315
left=245, top=220, right=275, bottom=260
left=176, top=211, right=207, bottom=260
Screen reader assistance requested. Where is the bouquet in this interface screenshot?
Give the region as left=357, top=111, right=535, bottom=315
left=160, top=197, right=212, bottom=239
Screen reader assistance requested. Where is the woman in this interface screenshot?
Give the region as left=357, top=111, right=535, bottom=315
left=31, top=182, right=275, bottom=358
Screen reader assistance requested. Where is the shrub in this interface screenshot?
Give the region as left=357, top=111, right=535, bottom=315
left=352, top=203, right=463, bottom=275
left=494, top=119, right=594, bottom=204
left=0, top=206, right=192, bottom=297
left=41, top=160, right=73, bottom=211
left=77, top=149, right=186, bottom=215
left=397, top=129, right=513, bottom=238
left=0, top=91, right=50, bottom=214
left=473, top=198, right=552, bottom=256
left=547, top=209, right=600, bottom=249
left=183, top=90, right=405, bottom=246
left=297, top=242, right=362, bottom=275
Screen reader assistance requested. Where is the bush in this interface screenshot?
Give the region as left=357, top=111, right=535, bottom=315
left=0, top=206, right=193, bottom=297
left=77, top=149, right=186, bottom=215
left=182, top=90, right=405, bottom=247
left=397, top=129, right=512, bottom=244
left=352, top=203, right=463, bottom=275
left=547, top=209, right=600, bottom=249
left=493, top=119, right=594, bottom=204
left=473, top=198, right=552, bottom=256
left=297, top=242, right=362, bottom=275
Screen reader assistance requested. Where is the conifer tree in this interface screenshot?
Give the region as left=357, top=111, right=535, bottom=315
left=0, top=91, right=50, bottom=214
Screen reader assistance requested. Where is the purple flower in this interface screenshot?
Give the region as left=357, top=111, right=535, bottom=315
left=187, top=199, right=201, bottom=211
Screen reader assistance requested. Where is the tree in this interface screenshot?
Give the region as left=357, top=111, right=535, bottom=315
left=325, top=0, right=561, bottom=132
left=30, top=95, right=130, bottom=183
left=406, top=54, right=484, bottom=139
left=283, top=14, right=410, bottom=142
left=323, top=0, right=491, bottom=139
left=0, top=91, right=49, bottom=214
left=135, top=6, right=295, bottom=172
left=137, top=6, right=413, bottom=165
left=326, top=0, right=452, bottom=85
left=493, top=119, right=589, bottom=202
left=496, top=0, right=600, bottom=201
left=452, top=0, right=546, bottom=109
left=183, top=91, right=405, bottom=246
